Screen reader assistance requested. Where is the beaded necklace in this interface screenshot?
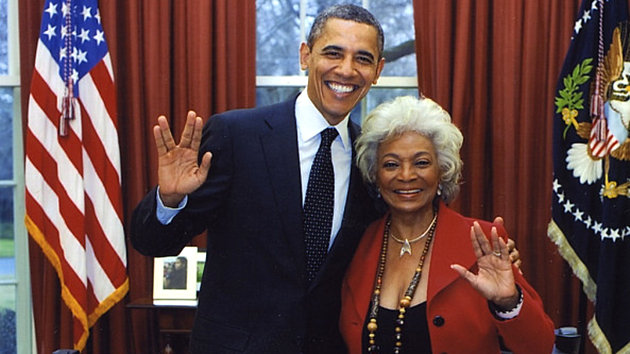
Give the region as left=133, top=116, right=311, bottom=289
left=366, top=212, right=437, bottom=353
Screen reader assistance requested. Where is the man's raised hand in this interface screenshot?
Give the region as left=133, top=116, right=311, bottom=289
left=154, top=111, right=212, bottom=207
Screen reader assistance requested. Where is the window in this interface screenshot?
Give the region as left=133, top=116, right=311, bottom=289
left=256, top=0, right=418, bottom=125
left=0, top=0, right=31, bottom=353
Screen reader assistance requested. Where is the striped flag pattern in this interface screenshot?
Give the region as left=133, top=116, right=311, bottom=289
left=589, top=117, right=620, bottom=157
left=24, top=0, right=128, bottom=350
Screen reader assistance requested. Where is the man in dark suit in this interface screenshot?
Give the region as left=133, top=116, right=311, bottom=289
left=130, top=5, right=385, bottom=353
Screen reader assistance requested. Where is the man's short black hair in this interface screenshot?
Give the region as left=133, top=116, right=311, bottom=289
left=307, top=4, right=384, bottom=59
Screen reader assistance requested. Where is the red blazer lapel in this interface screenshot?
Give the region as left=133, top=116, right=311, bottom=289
left=427, top=202, right=508, bottom=301
left=427, top=203, right=477, bottom=301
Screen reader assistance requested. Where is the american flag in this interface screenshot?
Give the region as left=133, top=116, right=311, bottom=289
left=24, top=0, right=128, bottom=350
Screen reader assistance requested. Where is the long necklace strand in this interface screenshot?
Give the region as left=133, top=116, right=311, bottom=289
left=367, top=213, right=437, bottom=353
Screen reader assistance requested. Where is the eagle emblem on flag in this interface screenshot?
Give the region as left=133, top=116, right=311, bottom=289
left=556, top=24, right=630, bottom=197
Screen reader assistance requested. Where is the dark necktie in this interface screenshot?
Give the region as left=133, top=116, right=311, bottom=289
left=303, top=127, right=339, bottom=283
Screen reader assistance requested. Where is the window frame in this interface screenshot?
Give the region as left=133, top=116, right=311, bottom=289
left=255, top=0, right=418, bottom=120
left=1, top=0, right=33, bottom=352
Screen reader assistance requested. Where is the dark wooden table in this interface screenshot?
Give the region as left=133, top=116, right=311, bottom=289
left=127, top=298, right=197, bottom=354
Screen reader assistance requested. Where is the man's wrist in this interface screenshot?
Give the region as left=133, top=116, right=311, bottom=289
left=159, top=189, right=185, bottom=208
left=156, top=186, right=187, bottom=225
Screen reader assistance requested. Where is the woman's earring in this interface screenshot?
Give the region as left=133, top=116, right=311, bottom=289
left=437, top=184, right=442, bottom=196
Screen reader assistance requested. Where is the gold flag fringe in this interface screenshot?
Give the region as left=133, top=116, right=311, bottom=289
left=547, top=220, right=596, bottom=300
left=25, top=214, right=129, bottom=351
left=548, top=219, right=630, bottom=353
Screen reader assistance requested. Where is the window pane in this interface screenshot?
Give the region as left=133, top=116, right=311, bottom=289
left=365, top=87, right=419, bottom=113
left=257, top=0, right=380, bottom=76
left=256, top=86, right=302, bottom=107
left=0, top=187, right=13, bottom=279
left=370, top=0, right=417, bottom=77
left=0, top=0, right=7, bottom=75
left=0, top=284, right=16, bottom=354
left=303, top=0, right=362, bottom=35
left=345, top=88, right=418, bottom=126
left=256, top=0, right=301, bottom=75
left=0, top=87, right=12, bottom=180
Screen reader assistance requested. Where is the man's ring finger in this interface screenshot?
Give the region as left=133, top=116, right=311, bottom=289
left=492, top=250, right=501, bottom=257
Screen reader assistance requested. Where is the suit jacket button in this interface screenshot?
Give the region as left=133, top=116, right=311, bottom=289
left=432, top=315, right=445, bottom=327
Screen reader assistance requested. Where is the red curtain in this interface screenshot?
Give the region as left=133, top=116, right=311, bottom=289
left=413, top=1, right=607, bottom=352
left=19, top=1, right=256, bottom=352
left=20, top=0, right=624, bottom=352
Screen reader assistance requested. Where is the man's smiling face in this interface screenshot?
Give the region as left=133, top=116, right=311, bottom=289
left=300, top=18, right=385, bottom=125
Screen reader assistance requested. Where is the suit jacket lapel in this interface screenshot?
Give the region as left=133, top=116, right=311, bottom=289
left=259, top=97, right=307, bottom=278
left=311, top=122, right=370, bottom=289
left=327, top=123, right=364, bottom=258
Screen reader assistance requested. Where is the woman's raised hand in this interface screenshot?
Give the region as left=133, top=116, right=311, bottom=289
left=450, top=222, right=519, bottom=310
left=153, top=111, right=212, bottom=207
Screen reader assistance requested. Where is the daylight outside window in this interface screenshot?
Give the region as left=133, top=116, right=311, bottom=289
left=256, top=0, right=418, bottom=125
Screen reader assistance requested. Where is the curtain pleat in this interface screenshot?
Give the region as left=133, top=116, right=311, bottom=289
left=20, top=0, right=623, bottom=351
left=19, top=1, right=256, bottom=352
left=413, top=1, right=600, bottom=353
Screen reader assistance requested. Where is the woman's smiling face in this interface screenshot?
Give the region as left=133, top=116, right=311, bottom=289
left=376, top=131, right=441, bottom=217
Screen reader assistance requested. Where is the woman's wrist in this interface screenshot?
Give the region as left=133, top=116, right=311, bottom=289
left=493, top=286, right=521, bottom=311
left=490, top=285, right=523, bottom=320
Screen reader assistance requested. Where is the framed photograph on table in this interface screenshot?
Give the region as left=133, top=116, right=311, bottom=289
left=153, top=246, right=198, bottom=305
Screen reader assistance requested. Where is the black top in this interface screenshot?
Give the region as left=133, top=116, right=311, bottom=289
left=362, top=302, right=432, bottom=353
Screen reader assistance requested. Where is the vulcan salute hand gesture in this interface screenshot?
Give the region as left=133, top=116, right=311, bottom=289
left=451, top=222, right=520, bottom=311
left=154, top=111, right=212, bottom=207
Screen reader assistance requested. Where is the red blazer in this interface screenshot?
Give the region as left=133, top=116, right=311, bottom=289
left=340, top=202, right=555, bottom=354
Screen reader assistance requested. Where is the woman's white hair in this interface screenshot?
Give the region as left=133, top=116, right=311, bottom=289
left=355, top=95, right=463, bottom=203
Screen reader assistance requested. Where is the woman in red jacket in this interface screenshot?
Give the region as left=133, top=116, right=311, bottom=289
left=340, top=96, right=555, bottom=353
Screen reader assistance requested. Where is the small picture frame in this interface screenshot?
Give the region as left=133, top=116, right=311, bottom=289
left=153, top=246, right=198, bottom=305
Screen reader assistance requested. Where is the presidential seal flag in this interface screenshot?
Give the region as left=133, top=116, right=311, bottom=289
left=548, top=0, right=630, bottom=352
left=25, top=0, right=128, bottom=350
